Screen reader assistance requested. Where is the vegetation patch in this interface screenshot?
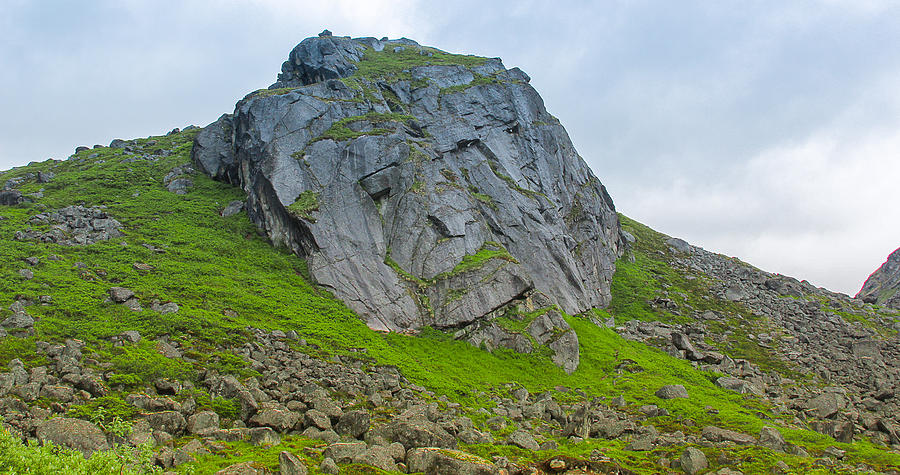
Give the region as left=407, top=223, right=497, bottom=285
left=439, top=74, right=500, bottom=95
left=488, top=161, right=544, bottom=200
left=353, top=46, right=487, bottom=83
left=286, top=190, right=320, bottom=221
left=310, top=112, right=414, bottom=143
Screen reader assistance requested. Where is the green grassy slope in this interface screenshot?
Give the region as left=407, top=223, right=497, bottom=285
left=1, top=131, right=898, bottom=473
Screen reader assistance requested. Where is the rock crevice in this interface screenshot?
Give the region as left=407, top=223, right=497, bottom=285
left=193, top=33, right=624, bottom=369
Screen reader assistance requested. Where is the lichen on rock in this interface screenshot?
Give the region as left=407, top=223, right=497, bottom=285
left=193, top=33, right=624, bottom=371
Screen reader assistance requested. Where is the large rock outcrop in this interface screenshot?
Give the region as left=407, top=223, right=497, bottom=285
left=857, top=247, right=900, bottom=309
left=193, top=33, right=622, bottom=370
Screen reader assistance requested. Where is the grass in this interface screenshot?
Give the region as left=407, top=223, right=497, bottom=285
left=286, top=190, right=319, bottom=221
left=353, top=45, right=487, bottom=83
left=433, top=241, right=517, bottom=280
left=310, top=112, right=414, bottom=143
left=176, top=435, right=320, bottom=474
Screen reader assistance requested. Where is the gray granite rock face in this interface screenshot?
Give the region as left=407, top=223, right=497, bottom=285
left=857, top=247, right=900, bottom=309
left=194, top=35, right=622, bottom=353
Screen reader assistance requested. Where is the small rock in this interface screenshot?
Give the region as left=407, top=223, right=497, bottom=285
left=279, top=451, right=308, bottom=475
left=222, top=200, right=245, bottom=217
left=759, top=426, right=785, bottom=452
left=656, top=384, right=689, bottom=399
left=214, top=461, right=268, bottom=474
left=18, top=269, right=33, bottom=280
left=120, top=330, right=142, bottom=343
left=108, top=287, right=135, bottom=303
left=249, top=427, right=280, bottom=446
left=680, top=447, right=708, bottom=475
left=320, top=457, right=339, bottom=474
left=507, top=429, right=540, bottom=451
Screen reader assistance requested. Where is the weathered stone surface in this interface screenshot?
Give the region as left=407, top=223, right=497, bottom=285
left=188, top=411, right=220, bottom=434
left=406, top=447, right=496, bottom=475
left=679, top=447, right=708, bottom=475
left=108, top=287, right=135, bottom=303
left=857, top=247, right=900, bottom=308
left=249, top=427, right=281, bottom=446
left=279, top=451, right=308, bottom=475
left=0, top=189, right=24, bottom=205
left=273, top=35, right=366, bottom=88
left=507, top=429, right=539, bottom=451
left=806, top=391, right=845, bottom=419
left=192, top=114, right=238, bottom=183
left=715, top=377, right=763, bottom=396
left=322, top=441, right=367, bottom=463
left=222, top=200, right=245, bottom=217
left=146, top=410, right=186, bottom=435
left=334, top=410, right=369, bottom=439
left=249, top=403, right=299, bottom=432
left=701, top=426, right=756, bottom=446
left=759, top=426, right=786, bottom=452
left=195, top=34, right=622, bottom=352
left=36, top=417, right=109, bottom=457
left=372, top=419, right=456, bottom=450
left=17, top=206, right=123, bottom=245
left=174, top=439, right=208, bottom=466
left=655, top=385, right=689, bottom=399
left=214, top=461, right=270, bottom=475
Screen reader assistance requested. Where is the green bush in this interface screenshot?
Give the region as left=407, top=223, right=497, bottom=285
left=0, top=422, right=158, bottom=474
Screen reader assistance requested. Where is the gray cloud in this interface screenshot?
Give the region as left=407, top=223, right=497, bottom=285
left=2, top=0, right=897, bottom=294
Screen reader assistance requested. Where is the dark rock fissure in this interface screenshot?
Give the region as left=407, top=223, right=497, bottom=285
left=193, top=33, right=623, bottom=368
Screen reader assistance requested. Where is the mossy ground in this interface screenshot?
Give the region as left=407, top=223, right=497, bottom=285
left=2, top=133, right=899, bottom=473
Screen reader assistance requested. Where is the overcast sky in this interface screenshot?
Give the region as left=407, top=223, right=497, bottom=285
left=2, top=0, right=898, bottom=295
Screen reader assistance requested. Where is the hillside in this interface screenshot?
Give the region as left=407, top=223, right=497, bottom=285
left=858, top=248, right=900, bottom=309
left=1, top=33, right=899, bottom=475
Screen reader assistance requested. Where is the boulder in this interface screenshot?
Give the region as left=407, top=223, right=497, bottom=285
left=279, top=451, right=308, bottom=475
left=507, top=429, right=539, bottom=451
left=323, top=441, right=367, bottom=464
left=249, top=403, right=299, bottom=432
left=249, top=427, right=280, bottom=446
left=679, top=447, right=708, bottom=475
left=146, top=410, right=186, bottom=435
left=701, top=426, right=756, bottom=445
left=372, top=419, right=456, bottom=450
left=406, top=447, right=496, bottom=475
left=806, top=392, right=845, bottom=419
left=192, top=114, right=238, bottom=183
left=108, top=287, right=135, bottom=303
left=655, top=385, right=689, bottom=399
left=715, top=377, right=763, bottom=396
left=214, top=461, right=270, bottom=474
left=36, top=417, right=109, bottom=458
left=334, top=410, right=369, bottom=439
left=187, top=411, right=220, bottom=434
left=0, top=190, right=23, bottom=205
left=759, top=426, right=786, bottom=452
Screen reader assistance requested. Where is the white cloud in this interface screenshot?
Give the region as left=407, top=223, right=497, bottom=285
left=619, top=83, right=900, bottom=295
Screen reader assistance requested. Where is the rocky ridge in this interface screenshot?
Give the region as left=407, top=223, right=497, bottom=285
left=614, top=224, right=900, bottom=453
left=1, top=325, right=885, bottom=474
left=193, top=32, right=623, bottom=373
left=858, top=247, right=900, bottom=309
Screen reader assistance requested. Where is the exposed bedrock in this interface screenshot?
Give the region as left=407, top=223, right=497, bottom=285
left=193, top=34, right=623, bottom=367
